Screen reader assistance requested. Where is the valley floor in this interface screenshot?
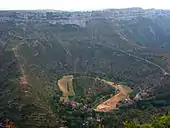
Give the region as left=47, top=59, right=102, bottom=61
left=58, top=75, right=132, bottom=112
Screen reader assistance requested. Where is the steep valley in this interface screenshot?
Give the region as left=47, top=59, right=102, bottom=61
left=0, top=9, right=170, bottom=127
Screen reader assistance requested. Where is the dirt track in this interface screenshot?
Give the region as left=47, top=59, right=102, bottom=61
left=12, top=42, right=28, bottom=90
left=95, top=79, right=132, bottom=112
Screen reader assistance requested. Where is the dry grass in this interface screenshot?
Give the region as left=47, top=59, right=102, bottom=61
left=58, top=75, right=75, bottom=102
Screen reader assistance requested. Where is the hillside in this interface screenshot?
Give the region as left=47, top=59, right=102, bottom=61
left=0, top=8, right=170, bottom=127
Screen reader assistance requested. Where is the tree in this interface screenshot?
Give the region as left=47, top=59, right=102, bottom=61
left=124, top=114, right=170, bottom=128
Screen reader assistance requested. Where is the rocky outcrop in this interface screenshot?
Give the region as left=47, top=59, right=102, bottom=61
left=0, top=8, right=170, bottom=27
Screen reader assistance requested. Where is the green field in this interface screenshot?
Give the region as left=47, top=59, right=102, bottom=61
left=71, top=76, right=115, bottom=105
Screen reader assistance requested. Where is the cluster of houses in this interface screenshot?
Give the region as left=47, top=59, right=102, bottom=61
left=134, top=89, right=153, bottom=101
left=116, top=96, right=134, bottom=108
left=0, top=119, right=16, bottom=128
left=117, top=89, right=153, bottom=108
left=63, top=100, right=93, bottom=112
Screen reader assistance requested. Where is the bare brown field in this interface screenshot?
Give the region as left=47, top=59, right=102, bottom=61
left=58, top=75, right=75, bottom=102
left=95, top=79, right=132, bottom=112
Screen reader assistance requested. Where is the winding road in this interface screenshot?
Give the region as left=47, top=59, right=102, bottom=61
left=105, top=44, right=170, bottom=76
left=118, top=49, right=170, bottom=76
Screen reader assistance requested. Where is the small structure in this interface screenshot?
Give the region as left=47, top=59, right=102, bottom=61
left=64, top=100, right=78, bottom=108
left=0, top=119, right=16, bottom=128
left=96, top=117, right=105, bottom=128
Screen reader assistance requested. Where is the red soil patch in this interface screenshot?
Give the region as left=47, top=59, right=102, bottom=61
left=13, top=43, right=28, bottom=90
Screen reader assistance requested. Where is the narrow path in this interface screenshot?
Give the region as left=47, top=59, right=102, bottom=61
left=9, top=30, right=28, bottom=90
left=103, top=44, right=170, bottom=76
left=12, top=42, right=28, bottom=90
left=118, top=49, right=170, bottom=76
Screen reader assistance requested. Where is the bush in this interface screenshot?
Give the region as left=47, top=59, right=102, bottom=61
left=124, top=114, right=170, bottom=128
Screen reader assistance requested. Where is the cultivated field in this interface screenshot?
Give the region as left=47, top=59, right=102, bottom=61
left=58, top=75, right=75, bottom=102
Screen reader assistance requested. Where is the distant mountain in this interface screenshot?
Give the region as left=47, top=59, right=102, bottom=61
left=1, top=8, right=170, bottom=51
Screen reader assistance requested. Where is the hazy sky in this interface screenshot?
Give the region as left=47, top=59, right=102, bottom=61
left=0, top=0, right=170, bottom=10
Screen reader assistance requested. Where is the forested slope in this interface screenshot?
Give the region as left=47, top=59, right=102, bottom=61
left=0, top=10, right=170, bottom=127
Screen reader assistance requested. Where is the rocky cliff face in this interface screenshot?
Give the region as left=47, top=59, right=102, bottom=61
left=0, top=8, right=170, bottom=27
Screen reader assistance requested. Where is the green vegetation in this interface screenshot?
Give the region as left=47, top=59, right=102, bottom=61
left=124, top=114, right=170, bottom=128
left=72, top=76, right=115, bottom=105
left=0, top=11, right=170, bottom=128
